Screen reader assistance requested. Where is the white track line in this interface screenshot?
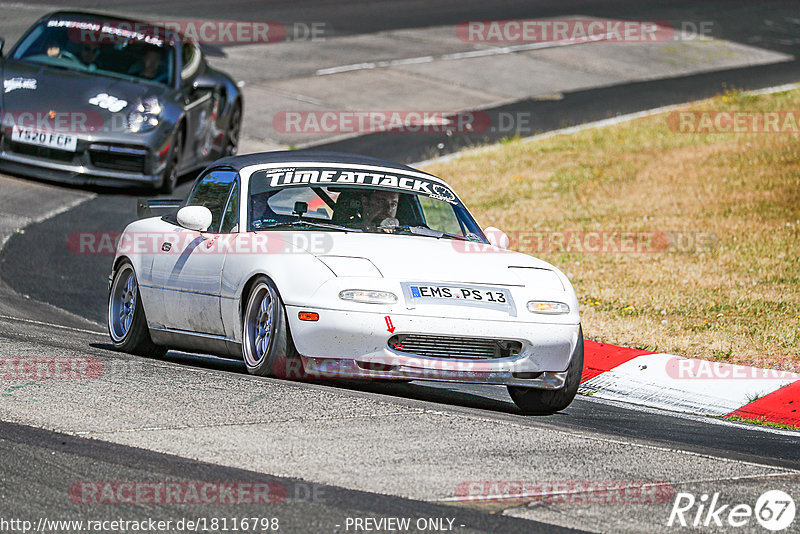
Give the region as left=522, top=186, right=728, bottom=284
left=425, top=409, right=800, bottom=472
left=579, top=395, right=800, bottom=437
left=0, top=191, right=95, bottom=249
left=414, top=82, right=800, bottom=167
left=316, top=31, right=626, bottom=76
left=0, top=184, right=98, bottom=334
left=0, top=313, right=106, bottom=337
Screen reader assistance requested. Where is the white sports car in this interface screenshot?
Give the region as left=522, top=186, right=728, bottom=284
left=108, top=151, right=583, bottom=413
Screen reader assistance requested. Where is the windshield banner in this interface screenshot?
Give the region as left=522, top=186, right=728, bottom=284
left=254, top=167, right=460, bottom=205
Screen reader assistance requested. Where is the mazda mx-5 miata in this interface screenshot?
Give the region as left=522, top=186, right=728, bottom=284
left=108, top=151, right=584, bottom=413
left=0, top=11, right=242, bottom=192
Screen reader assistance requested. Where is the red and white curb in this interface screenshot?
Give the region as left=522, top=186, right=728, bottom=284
left=581, top=341, right=800, bottom=427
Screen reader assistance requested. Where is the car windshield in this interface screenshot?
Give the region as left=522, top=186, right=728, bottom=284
left=248, top=166, right=487, bottom=242
left=12, top=18, right=175, bottom=85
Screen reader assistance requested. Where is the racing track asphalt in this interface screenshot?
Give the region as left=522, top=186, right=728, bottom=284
left=0, top=310, right=797, bottom=533
left=1, top=420, right=569, bottom=534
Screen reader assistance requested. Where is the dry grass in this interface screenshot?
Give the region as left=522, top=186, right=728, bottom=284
left=424, top=86, right=800, bottom=370
left=725, top=415, right=799, bottom=431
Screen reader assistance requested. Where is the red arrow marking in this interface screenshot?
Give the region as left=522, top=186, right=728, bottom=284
left=385, top=315, right=395, bottom=333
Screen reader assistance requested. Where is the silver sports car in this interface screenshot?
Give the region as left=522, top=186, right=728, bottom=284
left=0, top=11, right=243, bottom=192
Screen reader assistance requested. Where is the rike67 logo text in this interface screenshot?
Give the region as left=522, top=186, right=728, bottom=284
left=668, top=490, right=795, bottom=531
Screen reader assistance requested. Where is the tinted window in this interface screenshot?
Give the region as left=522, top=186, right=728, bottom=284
left=12, top=19, right=174, bottom=85
left=247, top=178, right=482, bottom=240
left=220, top=179, right=240, bottom=233
left=419, top=195, right=463, bottom=235
left=186, top=170, right=238, bottom=232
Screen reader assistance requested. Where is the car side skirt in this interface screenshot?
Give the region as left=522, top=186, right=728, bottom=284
left=149, top=327, right=241, bottom=358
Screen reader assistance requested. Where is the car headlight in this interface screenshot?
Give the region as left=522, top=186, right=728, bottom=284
left=127, top=97, right=162, bottom=133
left=527, top=300, right=570, bottom=314
left=339, top=290, right=398, bottom=305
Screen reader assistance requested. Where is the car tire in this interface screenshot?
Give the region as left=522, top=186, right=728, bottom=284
left=507, top=326, right=584, bottom=415
left=108, top=261, right=166, bottom=358
left=159, top=128, right=183, bottom=194
left=242, top=277, right=302, bottom=379
left=224, top=100, right=242, bottom=157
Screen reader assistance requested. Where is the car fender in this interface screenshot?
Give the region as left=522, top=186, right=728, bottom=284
left=110, top=216, right=169, bottom=326
left=219, top=242, right=336, bottom=341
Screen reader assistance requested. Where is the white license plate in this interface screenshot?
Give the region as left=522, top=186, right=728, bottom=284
left=11, top=126, right=77, bottom=152
left=402, top=283, right=516, bottom=315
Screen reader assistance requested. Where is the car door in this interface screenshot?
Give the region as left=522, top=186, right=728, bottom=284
left=178, top=40, right=218, bottom=168
left=151, top=168, right=239, bottom=335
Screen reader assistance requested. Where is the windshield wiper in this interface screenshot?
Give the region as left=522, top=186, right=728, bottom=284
left=381, top=225, right=471, bottom=241
left=439, top=232, right=471, bottom=242
left=398, top=225, right=443, bottom=237
left=255, top=220, right=355, bottom=232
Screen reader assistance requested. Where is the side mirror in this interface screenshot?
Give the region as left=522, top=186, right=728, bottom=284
left=177, top=206, right=213, bottom=232
left=484, top=226, right=510, bottom=249
left=0, top=37, right=5, bottom=58
left=191, top=76, right=219, bottom=93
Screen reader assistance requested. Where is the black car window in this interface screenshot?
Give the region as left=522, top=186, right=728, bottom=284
left=11, top=19, right=175, bottom=86
left=220, top=179, right=240, bottom=233
left=185, top=169, right=238, bottom=233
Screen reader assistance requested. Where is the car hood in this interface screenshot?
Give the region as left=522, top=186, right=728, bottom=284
left=311, top=232, right=557, bottom=286
left=2, top=61, right=160, bottom=133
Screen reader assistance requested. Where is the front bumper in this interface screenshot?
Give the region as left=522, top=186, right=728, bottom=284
left=300, top=356, right=569, bottom=388
left=286, top=305, right=581, bottom=388
left=0, top=134, right=165, bottom=187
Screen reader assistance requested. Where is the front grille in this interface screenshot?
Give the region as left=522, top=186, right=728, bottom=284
left=388, top=334, right=522, bottom=360
left=89, top=144, right=147, bottom=173
left=9, top=141, right=75, bottom=162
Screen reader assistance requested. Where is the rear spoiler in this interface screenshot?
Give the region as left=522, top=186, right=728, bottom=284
left=137, top=198, right=183, bottom=219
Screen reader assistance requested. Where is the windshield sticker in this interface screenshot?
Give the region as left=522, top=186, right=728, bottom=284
left=46, top=19, right=165, bottom=46
left=431, top=183, right=456, bottom=202
left=4, top=78, right=37, bottom=93
left=88, top=93, right=128, bottom=113
left=260, top=168, right=459, bottom=204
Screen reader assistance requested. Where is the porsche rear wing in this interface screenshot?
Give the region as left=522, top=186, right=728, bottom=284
left=137, top=198, right=182, bottom=219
